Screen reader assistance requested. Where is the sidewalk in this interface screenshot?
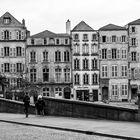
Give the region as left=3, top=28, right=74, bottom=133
left=0, top=113, right=140, bottom=140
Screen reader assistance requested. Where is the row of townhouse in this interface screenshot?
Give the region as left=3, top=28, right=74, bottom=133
left=0, top=12, right=140, bottom=102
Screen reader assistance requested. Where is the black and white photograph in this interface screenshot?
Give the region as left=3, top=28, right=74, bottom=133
left=0, top=0, right=140, bottom=139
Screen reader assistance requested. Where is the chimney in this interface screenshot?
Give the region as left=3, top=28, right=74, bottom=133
left=22, top=19, right=25, bottom=26
left=66, top=19, right=71, bottom=34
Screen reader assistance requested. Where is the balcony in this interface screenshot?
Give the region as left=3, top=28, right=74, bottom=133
left=82, top=53, right=89, bottom=56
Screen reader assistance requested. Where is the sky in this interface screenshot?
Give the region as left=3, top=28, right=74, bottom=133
left=0, top=0, right=140, bottom=35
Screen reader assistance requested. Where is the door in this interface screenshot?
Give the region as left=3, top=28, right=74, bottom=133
left=64, top=87, right=71, bottom=99
left=102, top=87, right=108, bottom=101
left=93, top=90, right=98, bottom=101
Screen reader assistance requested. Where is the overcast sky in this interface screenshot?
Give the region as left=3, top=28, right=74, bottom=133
left=1, top=0, right=140, bottom=35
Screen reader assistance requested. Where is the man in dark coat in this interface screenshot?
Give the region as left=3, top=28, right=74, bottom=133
left=35, top=95, right=45, bottom=115
left=23, top=92, right=30, bottom=118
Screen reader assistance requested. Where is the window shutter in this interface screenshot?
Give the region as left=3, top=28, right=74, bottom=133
left=99, top=50, right=101, bottom=59
left=1, top=64, right=4, bottom=72
left=107, top=37, right=109, bottom=43
left=128, top=52, right=131, bottom=62
left=117, top=50, right=120, bottom=59
left=100, top=36, right=102, bottom=43
left=116, top=37, right=118, bottom=43
left=10, top=64, right=13, bottom=73
left=119, top=36, right=122, bottom=43
left=21, top=31, right=24, bottom=40
left=13, top=48, right=16, bottom=56
left=108, top=50, right=111, bottom=59
left=9, top=32, right=12, bottom=40
left=128, top=69, right=131, bottom=79
left=10, top=48, right=13, bottom=57
left=22, top=64, right=24, bottom=72
left=136, top=39, right=138, bottom=46
left=129, top=27, right=132, bottom=34
left=1, top=31, right=4, bottom=40
left=1, top=48, right=3, bottom=57
left=13, top=64, right=16, bottom=73
left=22, top=48, right=25, bottom=57
left=129, top=38, right=132, bottom=46
left=137, top=53, right=140, bottom=62
left=16, top=31, right=19, bottom=40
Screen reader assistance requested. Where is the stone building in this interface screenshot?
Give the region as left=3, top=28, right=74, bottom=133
left=0, top=12, right=27, bottom=98
left=71, top=21, right=100, bottom=101
left=127, top=19, right=140, bottom=102
left=26, top=28, right=72, bottom=99
left=99, top=24, right=129, bottom=101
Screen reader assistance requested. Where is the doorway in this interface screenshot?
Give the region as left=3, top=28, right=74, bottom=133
left=64, top=87, right=71, bottom=99
left=131, top=88, right=137, bottom=100
left=102, top=87, right=108, bottom=101
left=93, top=90, right=98, bottom=101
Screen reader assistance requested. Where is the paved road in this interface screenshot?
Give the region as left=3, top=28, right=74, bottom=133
left=0, top=113, right=140, bottom=139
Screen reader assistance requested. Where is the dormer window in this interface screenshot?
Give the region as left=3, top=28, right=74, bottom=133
left=132, top=27, right=135, bottom=33
left=3, top=17, right=11, bottom=24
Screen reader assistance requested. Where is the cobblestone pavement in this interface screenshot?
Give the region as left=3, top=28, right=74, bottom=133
left=0, top=122, right=122, bottom=140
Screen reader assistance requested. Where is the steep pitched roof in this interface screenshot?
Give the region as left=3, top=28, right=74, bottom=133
left=128, top=18, right=140, bottom=25
left=99, top=24, right=126, bottom=31
left=0, top=12, right=24, bottom=27
left=31, top=30, right=70, bottom=38
left=72, top=21, right=94, bottom=31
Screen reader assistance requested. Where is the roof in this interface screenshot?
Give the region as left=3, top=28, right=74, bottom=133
left=128, top=18, right=140, bottom=25
left=72, top=21, right=94, bottom=31
left=0, top=12, right=25, bottom=27
left=99, top=24, right=126, bottom=31
left=30, top=30, right=70, bottom=38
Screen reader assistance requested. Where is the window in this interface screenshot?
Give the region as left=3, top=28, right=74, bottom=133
left=74, top=74, right=80, bottom=85
left=4, top=30, right=10, bottom=40
left=122, top=36, right=126, bottom=42
left=31, top=39, right=34, bottom=45
left=43, top=88, right=49, bottom=96
left=30, top=68, right=36, bottom=82
left=112, top=85, right=118, bottom=96
left=82, top=44, right=89, bottom=54
left=4, top=47, right=9, bottom=56
left=16, top=47, right=22, bottom=56
left=92, top=34, right=97, bottom=41
left=64, top=51, right=70, bottom=62
left=55, top=87, right=62, bottom=97
left=122, top=49, right=127, bottom=59
left=64, top=68, right=70, bottom=82
left=55, top=51, right=61, bottom=62
left=132, top=27, right=135, bottom=33
left=102, top=49, right=107, bottom=59
left=131, top=38, right=136, bottom=46
left=43, top=68, right=49, bottom=82
left=16, top=63, right=22, bottom=72
left=30, top=51, right=36, bottom=62
left=83, top=34, right=88, bottom=40
left=92, top=73, right=98, bottom=84
left=121, top=65, right=127, bottom=77
left=74, top=34, right=79, bottom=40
left=56, top=39, right=59, bottom=45
left=65, top=39, right=68, bottom=45
left=91, top=44, right=98, bottom=54
left=102, top=36, right=106, bottom=43
left=55, top=67, right=61, bottom=82
left=112, top=65, right=118, bottom=77
left=131, top=52, right=136, bottom=61
left=44, top=38, right=47, bottom=45
left=121, top=84, right=128, bottom=96
left=17, top=78, right=21, bottom=88
left=74, top=44, right=80, bottom=54
left=83, top=59, right=89, bottom=70
left=4, top=63, right=10, bottom=72
left=83, top=73, right=89, bottom=85
left=112, top=49, right=117, bottom=59
left=102, top=65, right=108, bottom=78
left=92, top=59, right=98, bottom=70
left=74, top=59, right=80, bottom=70
left=3, top=17, right=11, bottom=24
left=16, top=31, right=24, bottom=40
left=112, top=36, right=116, bottom=42
left=43, top=51, right=48, bottom=62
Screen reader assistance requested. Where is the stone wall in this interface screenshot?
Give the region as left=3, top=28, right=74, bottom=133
left=0, top=98, right=35, bottom=114
left=0, top=97, right=139, bottom=121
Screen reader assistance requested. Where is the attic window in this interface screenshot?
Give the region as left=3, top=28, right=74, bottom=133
left=3, top=17, right=11, bottom=24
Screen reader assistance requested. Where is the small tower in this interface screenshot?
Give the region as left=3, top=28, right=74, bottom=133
left=66, top=19, right=71, bottom=34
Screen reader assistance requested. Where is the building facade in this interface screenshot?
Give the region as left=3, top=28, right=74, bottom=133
left=26, top=30, right=72, bottom=100
left=128, top=19, right=140, bottom=102
left=99, top=24, right=129, bottom=101
left=0, top=12, right=27, bottom=98
left=71, top=21, right=100, bottom=101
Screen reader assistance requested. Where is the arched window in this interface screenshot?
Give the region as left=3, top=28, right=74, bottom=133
left=92, top=73, right=98, bottom=84
left=74, top=34, right=79, bottom=40
left=74, top=59, right=80, bottom=70
left=64, top=51, right=70, bottom=62
left=92, top=59, right=98, bottom=70
left=83, top=73, right=89, bottom=85
left=74, top=73, right=80, bottom=85
left=83, top=58, right=89, bottom=70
